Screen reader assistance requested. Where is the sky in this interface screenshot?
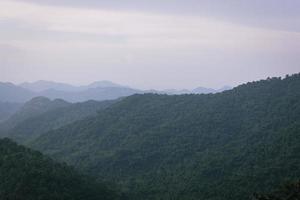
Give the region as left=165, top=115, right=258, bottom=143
left=0, top=0, right=299, bottom=90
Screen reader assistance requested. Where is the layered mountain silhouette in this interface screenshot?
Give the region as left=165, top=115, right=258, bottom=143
left=20, top=80, right=125, bottom=92
left=10, top=74, right=297, bottom=200
left=0, top=82, right=35, bottom=102
left=0, top=81, right=140, bottom=103
left=1, top=75, right=298, bottom=200
left=0, top=97, right=70, bottom=133
left=0, top=97, right=116, bottom=143
left=0, top=80, right=231, bottom=103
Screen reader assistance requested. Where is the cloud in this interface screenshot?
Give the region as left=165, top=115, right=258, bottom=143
left=14, top=0, right=300, bottom=33
left=0, top=0, right=299, bottom=89
left=1, top=0, right=299, bottom=50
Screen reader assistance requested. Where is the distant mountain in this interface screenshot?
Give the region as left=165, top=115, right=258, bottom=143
left=2, top=99, right=116, bottom=144
left=0, top=81, right=140, bottom=103
left=151, top=86, right=232, bottom=95
left=162, top=89, right=191, bottom=95
left=0, top=102, right=22, bottom=122
left=20, top=80, right=79, bottom=92
left=0, top=138, right=118, bottom=200
left=87, top=81, right=125, bottom=89
left=192, top=87, right=216, bottom=94
left=0, top=97, right=70, bottom=132
left=0, top=82, right=35, bottom=102
left=20, top=80, right=127, bottom=92
left=148, top=86, right=232, bottom=95
left=192, top=86, right=232, bottom=94
left=38, top=87, right=142, bottom=102
left=31, top=74, right=300, bottom=200
left=216, top=85, right=232, bottom=93
left=1, top=80, right=232, bottom=103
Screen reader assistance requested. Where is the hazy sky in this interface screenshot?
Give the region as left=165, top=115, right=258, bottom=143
left=0, top=0, right=299, bottom=89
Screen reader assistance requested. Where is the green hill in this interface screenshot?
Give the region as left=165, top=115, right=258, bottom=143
left=0, top=138, right=119, bottom=200
left=1, top=98, right=116, bottom=144
left=0, top=97, right=71, bottom=132
left=30, top=74, right=300, bottom=200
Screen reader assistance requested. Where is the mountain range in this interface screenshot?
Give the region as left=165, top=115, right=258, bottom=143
left=0, top=80, right=231, bottom=103
left=20, top=80, right=125, bottom=92
left=0, top=97, right=117, bottom=144
left=28, top=74, right=300, bottom=200
left=0, top=74, right=299, bottom=200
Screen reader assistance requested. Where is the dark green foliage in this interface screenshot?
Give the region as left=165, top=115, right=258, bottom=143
left=0, top=138, right=118, bottom=200
left=253, top=180, right=300, bottom=200
left=31, top=74, right=300, bottom=200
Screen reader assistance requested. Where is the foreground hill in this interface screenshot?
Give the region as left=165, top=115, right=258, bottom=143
left=1, top=98, right=116, bottom=144
left=31, top=74, right=300, bottom=200
left=0, top=138, right=118, bottom=200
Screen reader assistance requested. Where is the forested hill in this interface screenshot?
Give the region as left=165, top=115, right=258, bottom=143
left=0, top=96, right=70, bottom=132
left=31, top=74, right=300, bottom=200
left=0, top=138, right=119, bottom=200
left=1, top=98, right=116, bottom=144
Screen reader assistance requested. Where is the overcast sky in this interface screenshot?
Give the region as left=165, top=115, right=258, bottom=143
left=0, top=0, right=299, bottom=89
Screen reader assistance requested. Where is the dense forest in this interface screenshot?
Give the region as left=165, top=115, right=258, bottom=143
left=26, top=74, right=300, bottom=199
left=253, top=180, right=300, bottom=200
left=0, top=138, right=119, bottom=200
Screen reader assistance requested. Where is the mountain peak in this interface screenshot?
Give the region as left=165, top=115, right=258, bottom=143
left=0, top=96, right=71, bottom=131
left=27, top=96, right=51, bottom=103
left=24, top=96, right=70, bottom=108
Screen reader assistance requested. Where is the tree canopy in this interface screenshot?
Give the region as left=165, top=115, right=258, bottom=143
left=30, top=74, right=300, bottom=200
left=0, top=138, right=119, bottom=200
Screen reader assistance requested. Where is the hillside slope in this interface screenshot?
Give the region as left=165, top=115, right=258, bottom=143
left=0, top=138, right=118, bottom=200
left=0, top=102, right=22, bottom=122
left=1, top=98, right=116, bottom=144
left=32, top=74, right=300, bottom=200
left=0, top=82, right=35, bottom=103
left=0, top=97, right=70, bottom=132
left=9, top=100, right=116, bottom=144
